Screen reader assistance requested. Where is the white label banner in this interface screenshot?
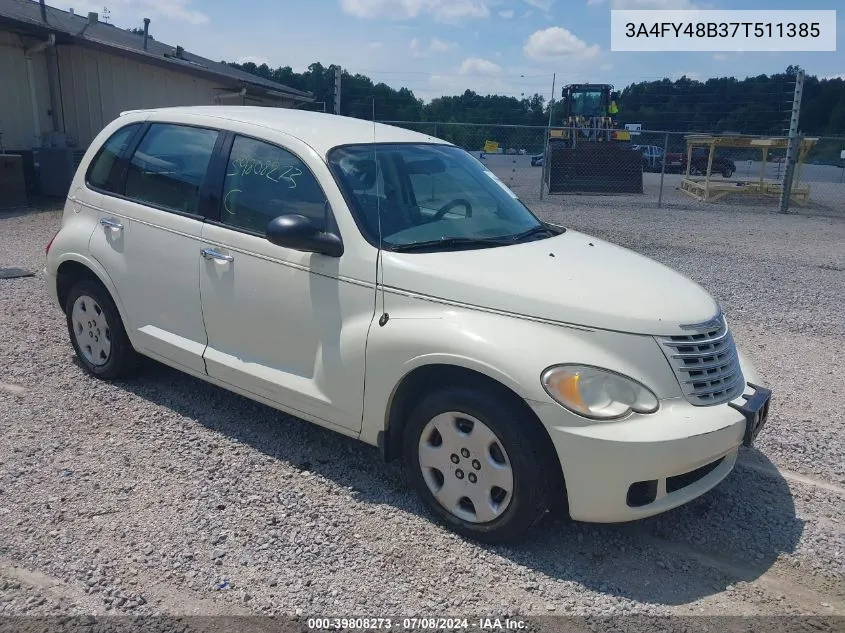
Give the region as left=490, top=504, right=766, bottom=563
left=611, top=10, right=836, bottom=52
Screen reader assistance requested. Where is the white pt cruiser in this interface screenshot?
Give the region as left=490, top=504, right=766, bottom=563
left=46, top=107, right=772, bottom=543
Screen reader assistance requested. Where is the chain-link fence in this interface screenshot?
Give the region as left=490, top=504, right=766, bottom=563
left=380, top=121, right=845, bottom=218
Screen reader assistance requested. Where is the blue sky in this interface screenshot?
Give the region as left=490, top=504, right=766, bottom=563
left=47, top=0, right=844, bottom=102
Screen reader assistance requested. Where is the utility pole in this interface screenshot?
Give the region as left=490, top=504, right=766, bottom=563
left=658, top=131, right=669, bottom=208
left=539, top=72, right=555, bottom=201
left=334, top=66, right=342, bottom=115
left=779, top=68, right=804, bottom=214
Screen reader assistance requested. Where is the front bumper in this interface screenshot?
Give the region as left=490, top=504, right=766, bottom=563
left=529, top=381, right=767, bottom=523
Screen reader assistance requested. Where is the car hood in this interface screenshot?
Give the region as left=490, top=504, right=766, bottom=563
left=382, top=229, right=719, bottom=335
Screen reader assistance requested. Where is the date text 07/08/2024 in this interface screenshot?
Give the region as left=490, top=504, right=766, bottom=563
left=306, top=618, right=529, bottom=630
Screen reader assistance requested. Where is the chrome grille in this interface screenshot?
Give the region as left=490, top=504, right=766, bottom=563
left=657, top=313, right=745, bottom=406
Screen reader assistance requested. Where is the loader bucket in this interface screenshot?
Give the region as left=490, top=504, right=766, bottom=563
left=547, top=143, right=643, bottom=194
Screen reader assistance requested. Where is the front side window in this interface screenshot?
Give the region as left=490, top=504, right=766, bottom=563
left=124, top=123, right=218, bottom=215
left=220, top=136, right=328, bottom=234
left=86, top=123, right=141, bottom=192
left=328, top=143, right=551, bottom=251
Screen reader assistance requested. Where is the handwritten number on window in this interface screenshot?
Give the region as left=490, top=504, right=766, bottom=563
left=223, top=189, right=241, bottom=216
left=226, top=155, right=301, bottom=189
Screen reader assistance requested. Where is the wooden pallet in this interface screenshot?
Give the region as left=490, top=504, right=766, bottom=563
left=680, top=176, right=812, bottom=204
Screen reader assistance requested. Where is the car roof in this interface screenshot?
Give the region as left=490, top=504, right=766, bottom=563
left=119, top=106, right=450, bottom=157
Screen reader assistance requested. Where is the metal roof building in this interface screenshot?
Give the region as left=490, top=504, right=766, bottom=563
left=0, top=0, right=313, bottom=198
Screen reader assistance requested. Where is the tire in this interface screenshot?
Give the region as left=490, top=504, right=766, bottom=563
left=65, top=279, right=138, bottom=380
left=722, top=167, right=734, bottom=178
left=403, top=385, right=559, bottom=543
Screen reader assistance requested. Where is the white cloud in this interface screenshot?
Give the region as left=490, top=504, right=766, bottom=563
left=524, top=0, right=554, bottom=9
left=587, top=0, right=698, bottom=8
left=411, top=37, right=457, bottom=57
left=50, top=0, right=209, bottom=25
left=438, top=1, right=490, bottom=20
left=822, top=73, right=845, bottom=80
left=339, top=0, right=489, bottom=21
left=459, top=57, right=502, bottom=76
left=524, top=27, right=600, bottom=60
left=236, top=55, right=269, bottom=66
left=419, top=61, right=562, bottom=101
left=430, top=37, right=456, bottom=52
left=499, top=9, right=515, bottom=18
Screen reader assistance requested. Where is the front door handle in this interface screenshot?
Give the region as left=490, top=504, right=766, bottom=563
left=100, top=218, right=123, bottom=230
left=201, top=248, right=234, bottom=263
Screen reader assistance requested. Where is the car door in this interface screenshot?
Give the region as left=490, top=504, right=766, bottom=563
left=88, top=121, right=221, bottom=375
left=198, top=132, right=374, bottom=433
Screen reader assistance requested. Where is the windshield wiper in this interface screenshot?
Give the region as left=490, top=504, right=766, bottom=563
left=508, top=225, right=558, bottom=242
left=389, top=236, right=510, bottom=252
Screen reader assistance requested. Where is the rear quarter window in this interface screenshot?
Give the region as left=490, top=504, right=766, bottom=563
left=86, top=123, right=142, bottom=193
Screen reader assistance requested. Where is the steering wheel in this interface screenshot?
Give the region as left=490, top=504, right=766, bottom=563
left=431, top=198, right=473, bottom=221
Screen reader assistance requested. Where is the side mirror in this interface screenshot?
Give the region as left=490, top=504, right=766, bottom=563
left=265, top=214, right=343, bottom=258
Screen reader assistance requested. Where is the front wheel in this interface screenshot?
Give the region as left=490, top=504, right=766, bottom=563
left=403, top=386, right=559, bottom=543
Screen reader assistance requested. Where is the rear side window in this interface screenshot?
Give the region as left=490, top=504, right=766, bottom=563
left=124, top=123, right=218, bottom=215
left=86, top=123, right=141, bottom=192
left=220, top=136, right=327, bottom=234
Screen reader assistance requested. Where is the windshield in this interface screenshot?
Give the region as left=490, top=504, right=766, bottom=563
left=569, top=90, right=605, bottom=117
left=327, top=143, right=550, bottom=251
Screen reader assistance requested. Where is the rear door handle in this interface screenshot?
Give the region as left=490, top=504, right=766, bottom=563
left=201, top=248, right=234, bottom=263
left=100, top=218, right=123, bottom=230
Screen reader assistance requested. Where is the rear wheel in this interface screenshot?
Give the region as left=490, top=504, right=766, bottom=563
left=65, top=279, right=137, bottom=380
left=403, top=385, right=558, bottom=543
left=722, top=167, right=734, bottom=178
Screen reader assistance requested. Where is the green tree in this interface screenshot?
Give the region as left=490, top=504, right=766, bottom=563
left=128, top=27, right=153, bottom=40
left=224, top=61, right=845, bottom=136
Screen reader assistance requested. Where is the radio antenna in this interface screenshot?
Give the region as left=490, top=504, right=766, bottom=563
left=373, top=97, right=388, bottom=327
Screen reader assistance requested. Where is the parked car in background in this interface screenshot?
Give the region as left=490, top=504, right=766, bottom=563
left=633, top=145, right=665, bottom=172
left=46, top=106, right=771, bottom=544
left=661, top=148, right=736, bottom=177
left=689, top=148, right=736, bottom=177
left=662, top=151, right=685, bottom=173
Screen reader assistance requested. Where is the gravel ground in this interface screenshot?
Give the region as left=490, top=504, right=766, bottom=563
left=483, top=155, right=845, bottom=221
left=0, top=202, right=843, bottom=623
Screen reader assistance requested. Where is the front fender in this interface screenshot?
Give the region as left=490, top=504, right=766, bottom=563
left=359, top=305, right=682, bottom=447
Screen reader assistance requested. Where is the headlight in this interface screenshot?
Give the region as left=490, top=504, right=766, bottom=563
left=541, top=365, right=659, bottom=420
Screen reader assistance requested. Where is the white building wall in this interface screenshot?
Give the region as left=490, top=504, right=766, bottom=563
left=1, top=29, right=297, bottom=152
left=56, top=44, right=238, bottom=148
left=0, top=30, right=52, bottom=150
